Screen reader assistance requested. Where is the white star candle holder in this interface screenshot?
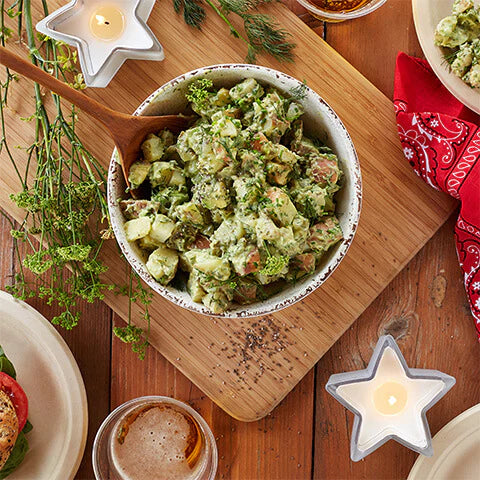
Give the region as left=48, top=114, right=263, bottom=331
left=326, top=335, right=455, bottom=461
left=36, top=0, right=164, bottom=88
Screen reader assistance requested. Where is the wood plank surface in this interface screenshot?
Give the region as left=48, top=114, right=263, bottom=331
left=111, top=314, right=315, bottom=479
left=0, top=1, right=478, bottom=479
left=0, top=0, right=458, bottom=423
left=314, top=213, right=480, bottom=479
left=0, top=214, right=112, bottom=480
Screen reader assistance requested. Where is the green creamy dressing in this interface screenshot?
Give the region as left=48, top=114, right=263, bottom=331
left=121, top=78, right=344, bottom=314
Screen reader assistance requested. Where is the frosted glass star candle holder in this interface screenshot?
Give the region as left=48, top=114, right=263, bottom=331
left=36, top=0, right=164, bottom=88
left=326, top=335, right=455, bottom=461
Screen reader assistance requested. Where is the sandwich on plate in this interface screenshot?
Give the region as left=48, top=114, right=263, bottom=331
left=0, top=346, right=32, bottom=479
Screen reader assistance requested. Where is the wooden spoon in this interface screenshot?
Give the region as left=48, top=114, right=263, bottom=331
left=0, top=46, right=193, bottom=192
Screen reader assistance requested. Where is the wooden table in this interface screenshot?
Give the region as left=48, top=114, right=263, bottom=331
left=1, top=0, right=479, bottom=478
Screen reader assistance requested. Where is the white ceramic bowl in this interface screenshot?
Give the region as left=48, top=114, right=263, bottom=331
left=107, top=64, right=362, bottom=318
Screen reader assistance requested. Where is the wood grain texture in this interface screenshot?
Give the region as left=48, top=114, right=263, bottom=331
left=0, top=214, right=112, bottom=480
left=0, top=0, right=458, bottom=422
left=314, top=213, right=480, bottom=479
left=0, top=1, right=479, bottom=479
left=326, top=0, right=424, bottom=99
left=111, top=314, right=315, bottom=479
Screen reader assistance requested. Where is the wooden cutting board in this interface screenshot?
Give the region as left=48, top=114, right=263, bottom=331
left=0, top=1, right=457, bottom=421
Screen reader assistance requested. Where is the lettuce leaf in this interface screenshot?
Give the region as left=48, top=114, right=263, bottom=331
left=0, top=431, right=29, bottom=479
left=0, top=346, right=16, bottom=379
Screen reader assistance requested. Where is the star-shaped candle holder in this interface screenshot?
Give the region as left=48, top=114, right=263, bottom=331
left=36, top=0, right=164, bottom=87
left=326, top=335, right=455, bottom=461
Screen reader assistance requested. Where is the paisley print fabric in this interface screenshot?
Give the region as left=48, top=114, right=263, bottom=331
left=394, top=53, right=480, bottom=339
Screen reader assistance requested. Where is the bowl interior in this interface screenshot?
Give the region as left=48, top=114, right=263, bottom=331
left=108, top=64, right=362, bottom=317
left=295, top=0, right=387, bottom=21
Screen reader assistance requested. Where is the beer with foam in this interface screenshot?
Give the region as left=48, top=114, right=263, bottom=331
left=93, top=397, right=217, bottom=480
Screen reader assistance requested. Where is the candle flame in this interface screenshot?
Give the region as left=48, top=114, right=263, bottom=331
left=95, top=14, right=107, bottom=26
left=388, top=395, right=398, bottom=406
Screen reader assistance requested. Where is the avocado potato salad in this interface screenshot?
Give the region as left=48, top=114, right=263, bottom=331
left=121, top=78, right=344, bottom=314
left=434, top=0, right=480, bottom=88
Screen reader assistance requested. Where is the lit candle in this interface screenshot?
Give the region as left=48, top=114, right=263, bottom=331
left=373, top=381, right=407, bottom=415
left=89, top=5, right=126, bottom=41
left=326, top=335, right=456, bottom=461
left=36, top=0, right=164, bottom=88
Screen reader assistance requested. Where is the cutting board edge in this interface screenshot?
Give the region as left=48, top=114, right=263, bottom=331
left=102, top=194, right=457, bottom=422
left=0, top=1, right=462, bottom=423
left=208, top=197, right=458, bottom=421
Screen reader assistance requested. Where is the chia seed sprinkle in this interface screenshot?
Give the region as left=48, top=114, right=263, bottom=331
left=208, top=316, right=297, bottom=387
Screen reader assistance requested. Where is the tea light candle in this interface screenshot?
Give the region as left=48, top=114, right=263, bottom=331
left=373, top=381, right=408, bottom=415
left=89, top=5, right=126, bottom=41
left=36, top=0, right=164, bottom=88
left=326, top=335, right=455, bottom=461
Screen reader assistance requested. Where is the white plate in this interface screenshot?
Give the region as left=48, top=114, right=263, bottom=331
left=408, top=403, right=480, bottom=480
left=0, top=290, right=88, bottom=480
left=412, top=0, right=480, bottom=114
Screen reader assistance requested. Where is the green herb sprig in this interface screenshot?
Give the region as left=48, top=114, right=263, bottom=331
left=259, top=242, right=289, bottom=276
left=0, top=0, right=151, bottom=359
left=174, top=0, right=206, bottom=27
left=289, top=79, right=308, bottom=101
left=185, top=78, right=214, bottom=106
left=173, top=0, right=295, bottom=63
left=441, top=48, right=458, bottom=67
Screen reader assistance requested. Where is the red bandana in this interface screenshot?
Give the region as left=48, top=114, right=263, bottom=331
left=394, top=52, right=480, bottom=339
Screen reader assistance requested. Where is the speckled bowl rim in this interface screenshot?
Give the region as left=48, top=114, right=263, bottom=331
left=107, top=64, right=362, bottom=318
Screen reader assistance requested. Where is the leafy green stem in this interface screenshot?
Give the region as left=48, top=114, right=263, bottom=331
left=204, top=0, right=249, bottom=43
left=0, top=0, right=151, bottom=356
left=173, top=0, right=295, bottom=63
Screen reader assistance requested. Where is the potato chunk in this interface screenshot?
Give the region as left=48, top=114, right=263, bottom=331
left=128, top=160, right=150, bottom=189
left=255, top=213, right=280, bottom=243
left=202, top=290, right=230, bottom=314
left=175, top=202, right=204, bottom=226
left=146, top=247, right=179, bottom=285
left=187, top=271, right=206, bottom=302
left=264, top=187, right=298, bottom=226
left=141, top=130, right=173, bottom=162
left=308, top=217, right=343, bottom=253
left=120, top=200, right=159, bottom=220
left=266, top=162, right=292, bottom=186
left=124, top=217, right=152, bottom=241
left=149, top=162, right=175, bottom=188
left=229, top=244, right=261, bottom=276
left=183, top=250, right=231, bottom=281
left=150, top=214, right=176, bottom=244
left=138, top=234, right=162, bottom=251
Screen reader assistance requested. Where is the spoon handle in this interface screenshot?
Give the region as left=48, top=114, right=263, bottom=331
left=0, top=46, right=124, bottom=129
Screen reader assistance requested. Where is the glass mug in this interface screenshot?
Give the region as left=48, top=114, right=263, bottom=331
left=93, top=396, right=218, bottom=480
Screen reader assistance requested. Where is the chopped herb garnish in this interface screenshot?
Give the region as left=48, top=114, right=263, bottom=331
left=186, top=78, right=214, bottom=106
left=289, top=79, right=308, bottom=101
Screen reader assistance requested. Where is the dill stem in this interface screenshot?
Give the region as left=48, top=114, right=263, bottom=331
left=204, top=0, right=250, bottom=46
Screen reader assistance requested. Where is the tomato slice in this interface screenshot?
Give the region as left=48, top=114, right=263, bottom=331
left=0, top=372, right=28, bottom=431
